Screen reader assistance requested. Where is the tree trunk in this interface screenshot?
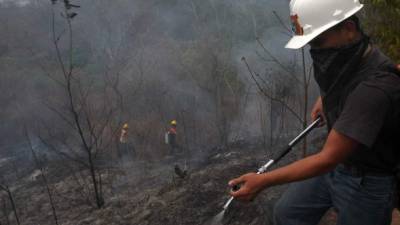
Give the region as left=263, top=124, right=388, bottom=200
left=88, top=153, right=104, bottom=208
left=26, top=131, right=59, bottom=225
left=2, top=198, right=10, bottom=225
left=5, top=189, right=19, bottom=225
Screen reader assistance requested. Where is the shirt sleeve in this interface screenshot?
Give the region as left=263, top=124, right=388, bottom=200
left=333, top=82, right=391, bottom=148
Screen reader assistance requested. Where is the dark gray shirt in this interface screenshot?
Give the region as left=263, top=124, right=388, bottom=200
left=334, top=81, right=391, bottom=148
left=332, top=48, right=400, bottom=173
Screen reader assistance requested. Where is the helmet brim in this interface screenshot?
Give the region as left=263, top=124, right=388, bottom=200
left=285, top=32, right=321, bottom=49
left=285, top=5, right=363, bottom=49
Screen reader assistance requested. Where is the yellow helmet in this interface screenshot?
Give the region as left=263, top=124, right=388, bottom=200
left=170, top=120, right=177, bottom=126
left=122, top=123, right=129, bottom=129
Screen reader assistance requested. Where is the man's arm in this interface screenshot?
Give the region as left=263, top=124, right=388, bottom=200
left=229, top=64, right=400, bottom=201
left=229, top=128, right=358, bottom=201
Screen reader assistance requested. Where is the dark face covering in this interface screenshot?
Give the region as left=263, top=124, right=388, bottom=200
left=310, top=35, right=369, bottom=95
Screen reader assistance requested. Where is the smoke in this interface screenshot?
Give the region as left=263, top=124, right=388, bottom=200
left=0, top=0, right=319, bottom=160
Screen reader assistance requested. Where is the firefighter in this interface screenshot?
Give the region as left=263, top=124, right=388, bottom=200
left=229, top=0, right=400, bottom=225
left=166, top=120, right=188, bottom=177
left=166, top=120, right=178, bottom=156
left=119, top=123, right=129, bottom=144
left=118, top=123, right=135, bottom=164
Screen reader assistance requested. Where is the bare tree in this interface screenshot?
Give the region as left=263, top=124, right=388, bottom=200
left=240, top=9, right=314, bottom=157
left=36, top=0, right=123, bottom=208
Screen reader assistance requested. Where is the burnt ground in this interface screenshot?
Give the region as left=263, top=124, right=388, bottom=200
left=5, top=141, right=394, bottom=225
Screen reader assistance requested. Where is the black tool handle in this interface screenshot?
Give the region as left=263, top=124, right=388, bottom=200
left=231, top=117, right=321, bottom=191
left=273, top=117, right=321, bottom=163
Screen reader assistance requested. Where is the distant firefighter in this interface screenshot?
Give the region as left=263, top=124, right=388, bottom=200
left=118, top=123, right=135, bottom=165
left=119, top=123, right=129, bottom=144
left=165, top=120, right=178, bottom=156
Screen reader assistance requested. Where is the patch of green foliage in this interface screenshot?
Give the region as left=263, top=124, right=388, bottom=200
left=362, top=0, right=400, bottom=61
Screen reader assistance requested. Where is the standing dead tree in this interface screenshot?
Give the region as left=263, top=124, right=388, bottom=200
left=36, top=0, right=122, bottom=208
left=49, top=0, right=104, bottom=209
left=242, top=56, right=301, bottom=145
left=241, top=10, right=314, bottom=157
left=243, top=48, right=313, bottom=157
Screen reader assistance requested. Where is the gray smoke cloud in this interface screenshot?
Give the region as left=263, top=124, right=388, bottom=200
left=0, top=0, right=319, bottom=158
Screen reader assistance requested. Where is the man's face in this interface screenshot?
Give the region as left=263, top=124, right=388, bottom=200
left=309, top=21, right=358, bottom=50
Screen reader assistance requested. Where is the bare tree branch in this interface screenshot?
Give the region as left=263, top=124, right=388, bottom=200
left=241, top=57, right=303, bottom=124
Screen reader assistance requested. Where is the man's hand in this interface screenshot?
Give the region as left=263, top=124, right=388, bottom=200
left=311, top=96, right=326, bottom=127
left=228, top=173, right=267, bottom=202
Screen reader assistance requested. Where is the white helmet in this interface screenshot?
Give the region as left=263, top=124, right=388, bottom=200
left=285, top=0, right=363, bottom=49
